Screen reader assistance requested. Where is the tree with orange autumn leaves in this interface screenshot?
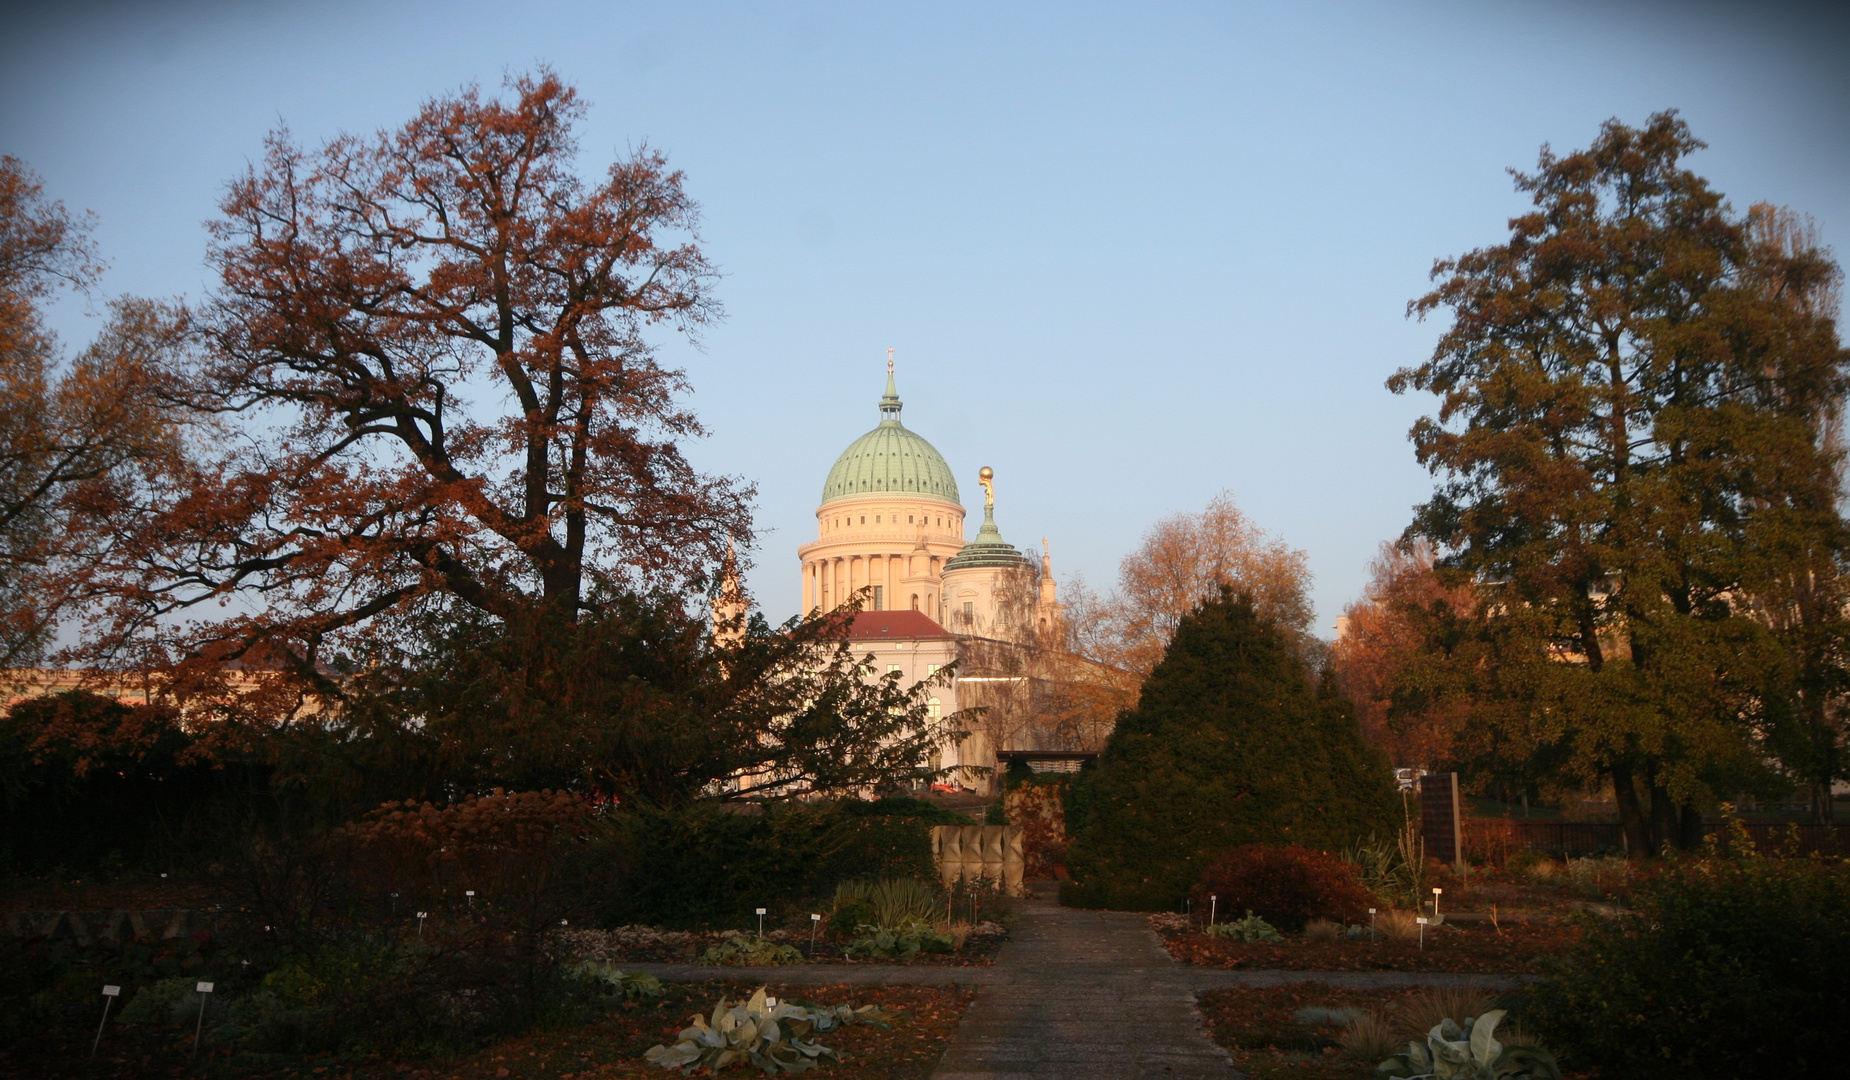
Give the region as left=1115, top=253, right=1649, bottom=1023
left=84, top=71, right=751, bottom=701
left=0, top=157, right=189, bottom=668
left=1, top=74, right=963, bottom=816
left=1330, top=540, right=1475, bottom=768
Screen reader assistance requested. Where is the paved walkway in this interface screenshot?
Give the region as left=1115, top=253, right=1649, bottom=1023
left=926, top=894, right=1236, bottom=1079
left=624, top=890, right=1532, bottom=1080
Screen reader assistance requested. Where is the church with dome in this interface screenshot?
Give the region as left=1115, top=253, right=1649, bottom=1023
left=786, top=359, right=1107, bottom=791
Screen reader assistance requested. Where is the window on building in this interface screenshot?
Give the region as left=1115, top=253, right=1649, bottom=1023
left=871, top=585, right=883, bottom=610
left=875, top=515, right=881, bottom=523
left=908, top=515, right=914, bottom=523
left=927, top=697, right=941, bottom=719
left=860, top=516, right=865, bottom=524
left=927, top=664, right=940, bottom=677
left=888, top=664, right=903, bottom=675
left=910, top=594, right=919, bottom=610
left=962, top=601, right=974, bottom=622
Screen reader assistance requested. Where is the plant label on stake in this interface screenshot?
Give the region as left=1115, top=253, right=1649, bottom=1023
left=91, top=985, right=120, bottom=1058
left=756, top=907, right=766, bottom=937
left=1210, top=894, right=1217, bottom=927
left=1431, top=887, right=1442, bottom=921
left=190, top=982, right=214, bottom=1060
left=810, top=913, right=821, bottom=954
left=416, top=911, right=428, bottom=937
left=1416, top=917, right=1428, bottom=951
left=466, top=890, right=476, bottom=910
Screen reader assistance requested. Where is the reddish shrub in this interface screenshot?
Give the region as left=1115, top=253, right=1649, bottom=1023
left=1189, top=844, right=1374, bottom=932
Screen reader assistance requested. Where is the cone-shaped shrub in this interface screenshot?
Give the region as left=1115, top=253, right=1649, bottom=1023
left=1060, top=589, right=1397, bottom=910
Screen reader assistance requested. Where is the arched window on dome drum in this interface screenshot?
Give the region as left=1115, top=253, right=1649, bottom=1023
left=910, top=594, right=919, bottom=611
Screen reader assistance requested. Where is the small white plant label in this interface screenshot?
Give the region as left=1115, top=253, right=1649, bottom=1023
left=756, top=907, right=766, bottom=915
left=196, top=982, right=214, bottom=993
left=102, top=985, right=120, bottom=997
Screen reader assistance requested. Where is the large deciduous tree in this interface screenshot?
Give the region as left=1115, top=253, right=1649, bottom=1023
left=1330, top=541, right=1478, bottom=767
left=91, top=72, right=751, bottom=691
left=1391, top=113, right=1848, bottom=850
left=0, top=157, right=187, bottom=668
left=1064, top=491, right=1313, bottom=687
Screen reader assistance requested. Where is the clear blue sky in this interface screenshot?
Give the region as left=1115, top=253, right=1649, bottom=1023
left=4, top=0, right=1846, bottom=631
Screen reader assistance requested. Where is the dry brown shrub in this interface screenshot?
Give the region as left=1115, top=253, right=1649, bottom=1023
left=1303, top=918, right=1343, bottom=941
left=1338, top=1010, right=1405, bottom=1061
left=1377, top=908, right=1421, bottom=940
left=1390, top=983, right=1498, bottom=1038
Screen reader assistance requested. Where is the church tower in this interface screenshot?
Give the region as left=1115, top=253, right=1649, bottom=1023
left=940, top=466, right=1038, bottom=641
left=797, top=357, right=966, bottom=619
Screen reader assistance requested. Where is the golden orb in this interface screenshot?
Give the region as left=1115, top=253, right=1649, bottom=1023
left=979, top=466, right=993, bottom=481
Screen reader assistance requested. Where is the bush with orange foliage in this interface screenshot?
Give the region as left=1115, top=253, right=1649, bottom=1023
left=330, top=788, right=590, bottom=907
left=1188, top=844, right=1375, bottom=932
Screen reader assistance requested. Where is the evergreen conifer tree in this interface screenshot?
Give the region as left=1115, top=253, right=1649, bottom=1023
left=1060, top=589, right=1397, bottom=910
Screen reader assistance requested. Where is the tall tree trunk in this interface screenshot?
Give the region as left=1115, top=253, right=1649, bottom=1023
left=1648, top=781, right=1683, bottom=855
left=1610, top=762, right=1649, bottom=858
left=1679, top=802, right=1705, bottom=850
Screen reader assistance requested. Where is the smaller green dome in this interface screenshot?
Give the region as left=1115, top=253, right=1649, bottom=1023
left=944, top=505, right=1029, bottom=571
left=821, top=368, right=962, bottom=506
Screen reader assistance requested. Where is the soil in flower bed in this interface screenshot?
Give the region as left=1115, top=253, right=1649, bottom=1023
left=1158, top=918, right=1578, bottom=973
left=1194, top=982, right=1589, bottom=1080
left=0, top=980, right=973, bottom=1079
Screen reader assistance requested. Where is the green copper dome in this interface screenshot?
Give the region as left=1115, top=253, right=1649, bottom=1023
left=821, top=369, right=962, bottom=506
left=943, top=504, right=1029, bottom=571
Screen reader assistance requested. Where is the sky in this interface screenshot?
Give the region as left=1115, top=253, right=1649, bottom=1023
left=3, top=0, right=1846, bottom=632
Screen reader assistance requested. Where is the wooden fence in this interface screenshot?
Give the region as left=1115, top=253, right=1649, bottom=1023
left=1462, top=819, right=1850, bottom=862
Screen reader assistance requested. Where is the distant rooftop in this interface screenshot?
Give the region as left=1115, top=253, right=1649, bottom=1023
left=842, top=610, right=954, bottom=641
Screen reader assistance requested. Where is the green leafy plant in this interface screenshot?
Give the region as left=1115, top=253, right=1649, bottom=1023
left=644, top=986, right=889, bottom=1075
left=1204, top=910, right=1281, bottom=943
left=563, top=960, right=664, bottom=1001
left=118, top=976, right=199, bottom=1025
left=1376, top=1010, right=1560, bottom=1080
left=697, top=933, right=803, bottom=967
left=833, top=876, right=944, bottom=927
left=843, top=919, right=955, bottom=961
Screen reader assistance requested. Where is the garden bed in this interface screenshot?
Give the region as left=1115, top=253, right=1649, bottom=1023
left=556, top=922, right=1009, bottom=967
left=1156, top=915, right=1578, bottom=973
left=0, top=981, right=974, bottom=1079
left=1194, top=982, right=1587, bottom=1080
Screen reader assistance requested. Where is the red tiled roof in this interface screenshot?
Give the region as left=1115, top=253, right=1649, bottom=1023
left=843, top=610, right=954, bottom=641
